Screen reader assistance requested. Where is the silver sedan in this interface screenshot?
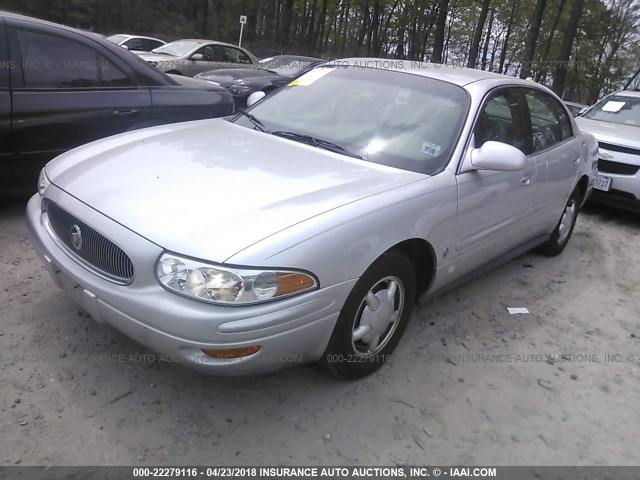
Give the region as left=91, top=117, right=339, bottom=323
left=27, top=60, right=598, bottom=379
left=137, top=39, right=259, bottom=77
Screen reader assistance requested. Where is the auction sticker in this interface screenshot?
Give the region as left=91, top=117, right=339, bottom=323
left=288, top=68, right=334, bottom=86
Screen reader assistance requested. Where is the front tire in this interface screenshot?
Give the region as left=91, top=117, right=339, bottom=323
left=322, top=252, right=416, bottom=379
left=537, top=188, right=581, bottom=257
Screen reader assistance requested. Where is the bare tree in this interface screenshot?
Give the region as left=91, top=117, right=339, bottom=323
left=468, top=0, right=491, bottom=68
left=520, top=0, right=547, bottom=78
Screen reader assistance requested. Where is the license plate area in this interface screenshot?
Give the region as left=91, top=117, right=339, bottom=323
left=593, top=175, right=612, bottom=192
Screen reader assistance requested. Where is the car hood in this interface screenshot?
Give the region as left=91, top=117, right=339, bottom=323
left=46, top=120, right=423, bottom=262
left=575, top=117, right=640, bottom=149
left=196, top=69, right=277, bottom=86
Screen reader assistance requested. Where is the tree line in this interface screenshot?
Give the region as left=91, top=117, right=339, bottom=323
left=3, top=0, right=639, bottom=104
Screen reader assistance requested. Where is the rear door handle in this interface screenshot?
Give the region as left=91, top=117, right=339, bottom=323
left=521, top=174, right=533, bottom=186
left=573, top=157, right=581, bottom=164
left=112, top=109, right=139, bottom=117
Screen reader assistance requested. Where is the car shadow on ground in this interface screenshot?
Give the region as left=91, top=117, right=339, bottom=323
left=581, top=201, right=640, bottom=228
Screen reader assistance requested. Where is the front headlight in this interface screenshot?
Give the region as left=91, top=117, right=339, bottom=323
left=37, top=168, right=50, bottom=196
left=156, top=252, right=318, bottom=305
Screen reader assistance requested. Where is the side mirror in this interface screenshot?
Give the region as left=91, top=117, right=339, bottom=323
left=121, top=44, right=129, bottom=50
left=470, top=141, right=526, bottom=171
left=191, top=53, right=205, bottom=61
left=247, top=91, right=266, bottom=107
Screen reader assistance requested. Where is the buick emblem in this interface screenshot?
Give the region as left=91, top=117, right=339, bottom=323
left=70, top=224, right=83, bottom=251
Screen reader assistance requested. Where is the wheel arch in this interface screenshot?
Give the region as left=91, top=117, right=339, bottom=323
left=384, top=238, right=437, bottom=302
left=576, top=174, right=590, bottom=205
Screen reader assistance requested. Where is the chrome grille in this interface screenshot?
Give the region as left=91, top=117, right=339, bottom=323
left=598, top=141, right=640, bottom=157
left=43, top=200, right=134, bottom=284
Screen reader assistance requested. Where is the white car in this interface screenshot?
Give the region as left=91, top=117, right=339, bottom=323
left=106, top=34, right=165, bottom=52
left=576, top=90, right=640, bottom=212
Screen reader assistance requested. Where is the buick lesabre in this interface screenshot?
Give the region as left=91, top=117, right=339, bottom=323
left=27, top=60, right=598, bottom=379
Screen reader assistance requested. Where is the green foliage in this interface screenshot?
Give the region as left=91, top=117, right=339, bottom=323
left=1, top=0, right=637, bottom=100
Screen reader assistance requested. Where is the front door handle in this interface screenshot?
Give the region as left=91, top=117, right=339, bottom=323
left=112, top=109, right=139, bottom=117
left=573, top=157, right=581, bottom=164
left=521, top=174, right=533, bottom=186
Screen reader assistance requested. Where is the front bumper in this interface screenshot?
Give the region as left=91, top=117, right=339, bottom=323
left=590, top=170, right=640, bottom=213
left=26, top=191, right=354, bottom=375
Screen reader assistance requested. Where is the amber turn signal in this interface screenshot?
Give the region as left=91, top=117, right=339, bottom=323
left=201, top=345, right=261, bottom=359
left=275, top=272, right=316, bottom=296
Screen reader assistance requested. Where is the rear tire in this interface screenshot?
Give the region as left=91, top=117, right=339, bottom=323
left=537, top=188, right=581, bottom=257
left=321, top=252, right=416, bottom=379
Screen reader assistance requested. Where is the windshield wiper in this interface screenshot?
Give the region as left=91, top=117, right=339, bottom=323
left=237, top=111, right=267, bottom=132
left=271, top=131, right=363, bottom=159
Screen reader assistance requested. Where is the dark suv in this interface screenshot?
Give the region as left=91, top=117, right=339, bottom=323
left=0, top=11, right=234, bottom=195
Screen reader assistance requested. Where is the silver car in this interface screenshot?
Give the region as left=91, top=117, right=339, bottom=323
left=575, top=90, right=640, bottom=212
left=137, top=39, right=259, bottom=77
left=27, top=60, right=597, bottom=379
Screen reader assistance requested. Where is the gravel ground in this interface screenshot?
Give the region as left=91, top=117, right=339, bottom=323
left=1, top=195, right=639, bottom=466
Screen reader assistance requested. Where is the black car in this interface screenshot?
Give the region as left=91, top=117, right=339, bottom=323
left=195, top=55, right=323, bottom=109
left=0, top=11, right=234, bottom=195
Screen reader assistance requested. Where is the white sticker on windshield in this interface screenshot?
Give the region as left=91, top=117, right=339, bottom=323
left=288, top=68, right=334, bottom=86
left=601, top=101, right=625, bottom=112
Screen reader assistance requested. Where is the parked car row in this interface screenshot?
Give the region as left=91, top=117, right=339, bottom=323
left=195, top=55, right=324, bottom=109
left=99, top=31, right=327, bottom=110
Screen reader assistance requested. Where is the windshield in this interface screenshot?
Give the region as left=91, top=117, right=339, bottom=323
left=258, top=57, right=317, bottom=76
left=232, top=65, right=469, bottom=175
left=584, top=95, right=640, bottom=127
left=152, top=40, right=201, bottom=57
left=106, top=35, right=128, bottom=44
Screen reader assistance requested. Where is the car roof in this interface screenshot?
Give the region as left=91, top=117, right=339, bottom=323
left=167, top=38, right=247, bottom=49
left=110, top=34, right=165, bottom=43
left=330, top=58, right=535, bottom=87
left=262, top=55, right=323, bottom=62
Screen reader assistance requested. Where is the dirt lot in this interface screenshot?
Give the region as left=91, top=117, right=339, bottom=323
left=1, top=195, right=639, bottom=466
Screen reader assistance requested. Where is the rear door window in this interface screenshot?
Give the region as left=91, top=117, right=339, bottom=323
left=525, top=89, right=573, bottom=153
left=15, top=28, right=134, bottom=88
left=223, top=47, right=251, bottom=64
